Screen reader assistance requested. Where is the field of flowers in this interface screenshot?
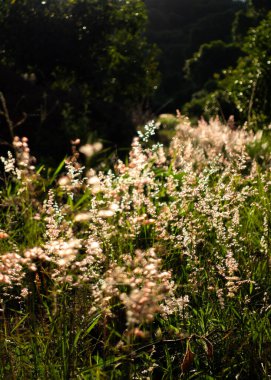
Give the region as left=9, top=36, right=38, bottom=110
left=0, top=115, right=270, bottom=379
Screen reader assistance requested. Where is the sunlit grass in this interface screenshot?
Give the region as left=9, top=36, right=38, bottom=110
left=0, top=119, right=270, bottom=379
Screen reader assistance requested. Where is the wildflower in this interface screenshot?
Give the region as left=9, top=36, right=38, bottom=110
left=71, top=138, right=80, bottom=145
left=0, top=151, right=16, bottom=173
left=0, top=231, right=9, bottom=239
left=95, top=248, right=173, bottom=326
left=79, top=144, right=94, bottom=157
left=79, top=142, right=103, bottom=157
left=45, top=238, right=81, bottom=269
left=138, top=120, right=159, bottom=142
left=97, top=209, right=115, bottom=218
left=58, top=176, right=71, bottom=187
left=0, top=252, right=24, bottom=284
left=33, top=213, right=41, bottom=221
left=43, top=190, right=62, bottom=241
left=21, top=288, right=29, bottom=298
left=74, top=212, right=92, bottom=222
left=109, top=203, right=119, bottom=212
left=87, top=176, right=100, bottom=186
left=93, top=142, right=103, bottom=152
left=13, top=136, right=36, bottom=174
left=24, top=247, right=50, bottom=262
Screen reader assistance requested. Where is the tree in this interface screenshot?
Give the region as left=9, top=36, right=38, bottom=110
left=231, top=0, right=271, bottom=42
left=204, top=11, right=271, bottom=128
left=182, top=40, right=242, bottom=120
left=144, top=0, right=244, bottom=113
left=0, top=0, right=159, bottom=162
left=184, top=40, right=242, bottom=89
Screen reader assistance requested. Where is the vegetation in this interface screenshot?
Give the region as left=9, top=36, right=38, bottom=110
left=203, top=10, right=271, bottom=129
left=0, top=1, right=271, bottom=378
left=145, top=0, right=244, bottom=112
left=0, top=0, right=159, bottom=162
left=0, top=115, right=270, bottom=379
left=183, top=1, right=271, bottom=128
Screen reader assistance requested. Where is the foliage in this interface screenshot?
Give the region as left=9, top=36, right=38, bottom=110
left=182, top=40, right=242, bottom=120
left=184, top=41, right=242, bottom=90
left=145, top=0, right=244, bottom=112
left=204, top=11, right=271, bottom=128
left=229, top=0, right=271, bottom=43
left=0, top=0, right=159, bottom=161
left=0, top=119, right=270, bottom=378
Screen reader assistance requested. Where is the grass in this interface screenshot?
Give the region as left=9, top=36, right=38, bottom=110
left=0, top=118, right=270, bottom=379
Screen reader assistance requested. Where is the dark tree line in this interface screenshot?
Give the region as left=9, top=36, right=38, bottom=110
left=0, top=0, right=159, bottom=163
left=1, top=0, right=270, bottom=164
left=183, top=0, right=271, bottom=128
left=144, top=0, right=271, bottom=129
left=144, top=0, right=244, bottom=113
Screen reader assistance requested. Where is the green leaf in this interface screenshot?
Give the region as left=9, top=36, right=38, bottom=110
left=11, top=313, right=29, bottom=334
left=82, top=314, right=101, bottom=339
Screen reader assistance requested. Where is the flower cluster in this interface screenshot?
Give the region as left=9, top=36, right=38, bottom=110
left=170, top=115, right=260, bottom=170
left=94, top=248, right=175, bottom=326
left=0, top=117, right=269, bottom=334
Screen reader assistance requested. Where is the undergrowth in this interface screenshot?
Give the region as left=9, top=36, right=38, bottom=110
left=0, top=116, right=270, bottom=379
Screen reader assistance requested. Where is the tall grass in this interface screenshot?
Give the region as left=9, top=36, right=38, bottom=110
left=0, top=117, right=270, bottom=379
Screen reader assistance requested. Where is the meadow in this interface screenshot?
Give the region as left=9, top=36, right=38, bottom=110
left=0, top=115, right=270, bottom=379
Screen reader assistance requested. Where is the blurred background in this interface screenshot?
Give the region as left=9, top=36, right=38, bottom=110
left=0, top=0, right=270, bottom=164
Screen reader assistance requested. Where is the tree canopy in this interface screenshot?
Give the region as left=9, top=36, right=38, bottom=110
left=182, top=2, right=271, bottom=129
left=144, top=0, right=244, bottom=112
left=0, top=0, right=159, bottom=162
left=205, top=10, right=271, bottom=128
